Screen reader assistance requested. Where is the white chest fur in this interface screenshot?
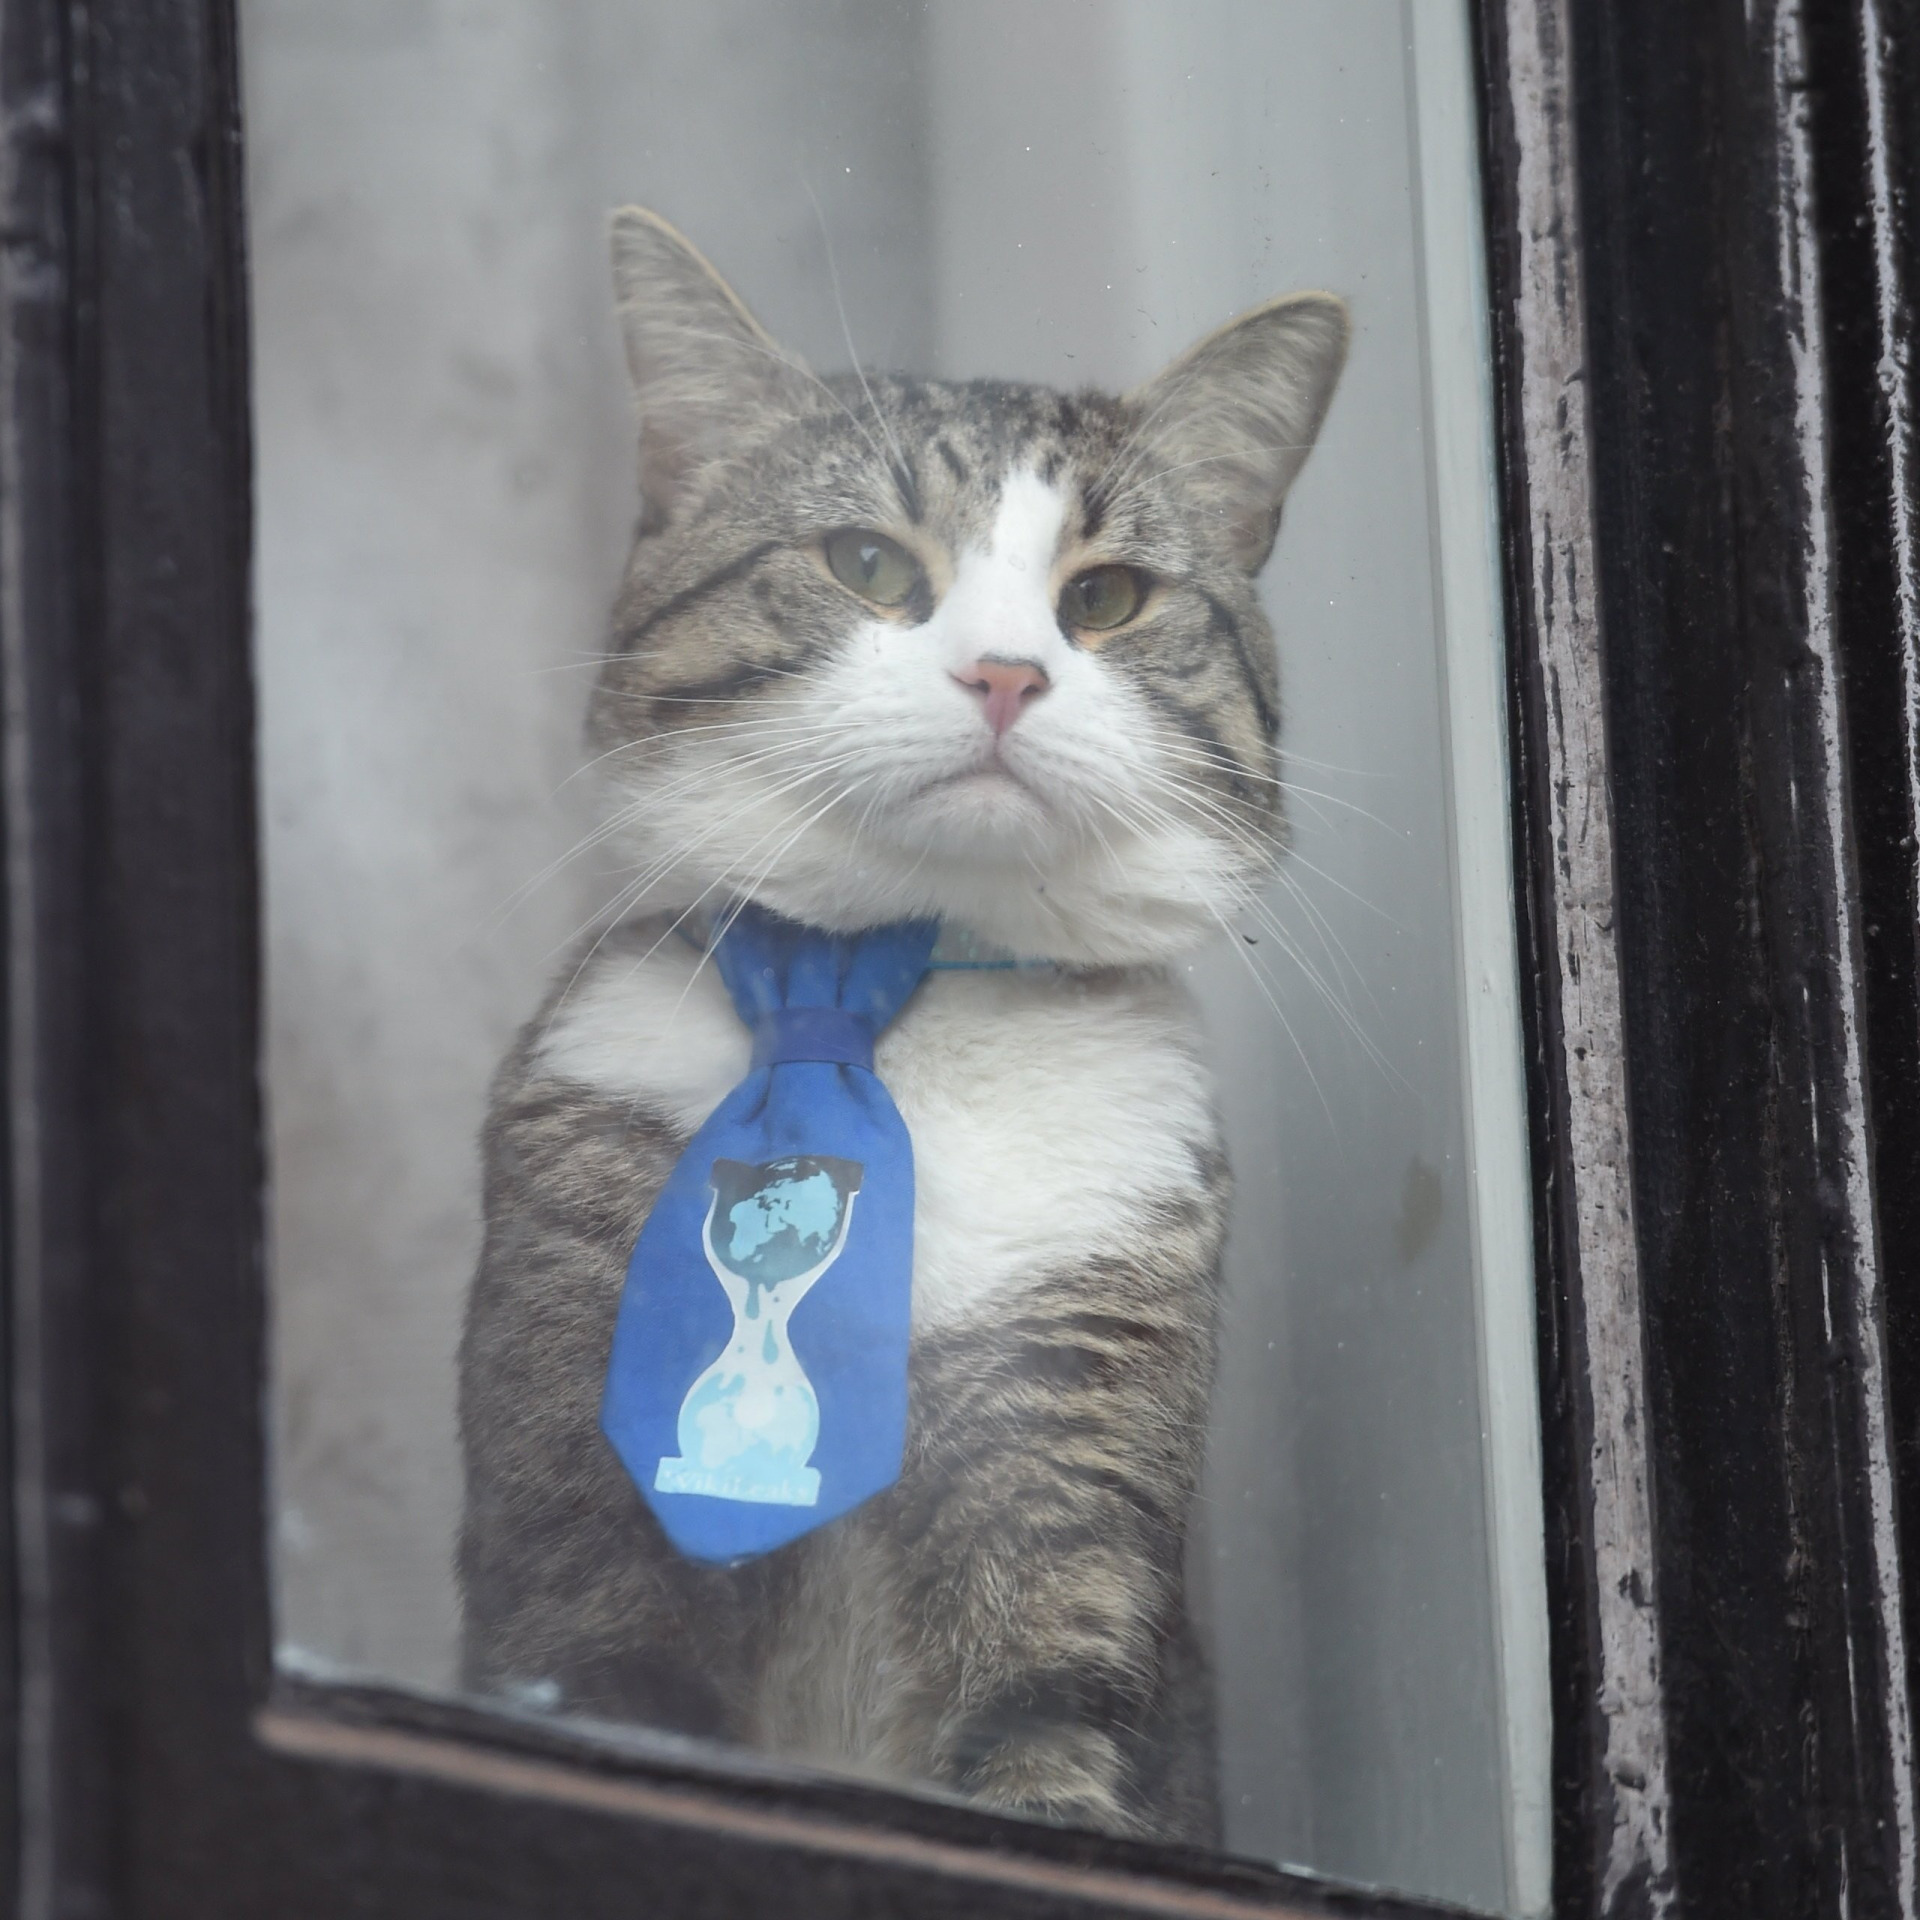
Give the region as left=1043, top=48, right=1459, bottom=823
left=536, top=939, right=1220, bottom=1329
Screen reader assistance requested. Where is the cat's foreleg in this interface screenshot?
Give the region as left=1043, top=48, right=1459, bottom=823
left=883, top=1228, right=1220, bottom=1838
left=457, top=1056, right=754, bottom=1732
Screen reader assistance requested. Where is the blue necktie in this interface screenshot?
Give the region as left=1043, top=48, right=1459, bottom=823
left=601, top=903, right=939, bottom=1564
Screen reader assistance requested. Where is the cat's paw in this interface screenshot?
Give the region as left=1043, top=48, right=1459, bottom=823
left=953, top=1721, right=1140, bottom=1837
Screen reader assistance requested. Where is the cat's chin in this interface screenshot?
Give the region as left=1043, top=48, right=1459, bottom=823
left=615, top=833, right=1262, bottom=968
left=610, top=786, right=1268, bottom=966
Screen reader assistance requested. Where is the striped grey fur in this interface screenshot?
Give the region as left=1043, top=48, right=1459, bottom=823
left=458, top=210, right=1346, bottom=1841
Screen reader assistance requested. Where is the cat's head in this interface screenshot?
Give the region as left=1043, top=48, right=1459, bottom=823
left=587, top=208, right=1347, bottom=966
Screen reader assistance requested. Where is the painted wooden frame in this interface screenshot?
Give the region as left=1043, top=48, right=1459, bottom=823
left=3, top=1, right=1918, bottom=1915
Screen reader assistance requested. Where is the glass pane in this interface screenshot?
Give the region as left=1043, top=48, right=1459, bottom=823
left=247, top=3, right=1549, bottom=1911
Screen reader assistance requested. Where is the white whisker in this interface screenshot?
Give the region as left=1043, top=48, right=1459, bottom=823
left=801, top=176, right=911, bottom=499
left=535, top=749, right=870, bottom=1034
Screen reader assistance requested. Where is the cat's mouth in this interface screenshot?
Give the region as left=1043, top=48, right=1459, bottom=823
left=915, top=748, right=1045, bottom=807
left=926, top=759, right=1031, bottom=796
left=898, top=753, right=1055, bottom=845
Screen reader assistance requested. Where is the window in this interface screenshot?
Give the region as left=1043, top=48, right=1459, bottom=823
left=5, top=2, right=1917, bottom=1917
left=250, top=4, right=1546, bottom=1909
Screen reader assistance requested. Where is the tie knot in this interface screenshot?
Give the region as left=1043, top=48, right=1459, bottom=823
left=749, top=1006, right=875, bottom=1073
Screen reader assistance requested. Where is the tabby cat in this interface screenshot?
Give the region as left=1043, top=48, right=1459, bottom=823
left=457, top=207, right=1347, bottom=1844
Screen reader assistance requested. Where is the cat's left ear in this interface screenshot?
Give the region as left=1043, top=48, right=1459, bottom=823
left=1125, top=293, right=1350, bottom=572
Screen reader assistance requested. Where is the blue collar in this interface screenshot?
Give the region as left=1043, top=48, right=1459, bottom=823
left=670, top=909, right=1053, bottom=976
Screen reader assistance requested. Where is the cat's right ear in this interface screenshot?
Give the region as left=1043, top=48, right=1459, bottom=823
left=610, top=208, right=812, bottom=525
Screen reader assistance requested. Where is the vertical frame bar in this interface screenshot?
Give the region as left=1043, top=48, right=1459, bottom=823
left=1407, top=5, right=1553, bottom=1909
left=1564, top=0, right=1917, bottom=1912
left=1803, top=0, right=1920, bottom=1867
left=1, top=0, right=112, bottom=1913
left=1476, top=2, right=1675, bottom=1913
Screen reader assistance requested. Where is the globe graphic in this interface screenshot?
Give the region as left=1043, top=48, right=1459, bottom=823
left=655, top=1154, right=863, bottom=1508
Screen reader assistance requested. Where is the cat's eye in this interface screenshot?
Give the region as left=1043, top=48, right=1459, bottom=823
left=823, top=527, right=923, bottom=609
left=1059, top=564, right=1148, bottom=634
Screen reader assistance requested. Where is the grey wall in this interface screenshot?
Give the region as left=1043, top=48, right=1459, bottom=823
left=250, top=0, right=934, bottom=1693
left=247, top=4, right=1530, bottom=1911
left=920, top=10, right=1508, bottom=1902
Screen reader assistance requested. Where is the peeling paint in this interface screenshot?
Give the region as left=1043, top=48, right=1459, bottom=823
left=1771, top=4, right=1918, bottom=1912
left=1860, top=0, right=1920, bottom=933
left=1503, top=0, right=1676, bottom=1910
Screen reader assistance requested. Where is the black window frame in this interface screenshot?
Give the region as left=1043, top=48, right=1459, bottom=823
left=4, top=1, right=1919, bottom=1916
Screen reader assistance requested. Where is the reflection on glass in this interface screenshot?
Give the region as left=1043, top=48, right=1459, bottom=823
left=248, top=1, right=1548, bottom=1911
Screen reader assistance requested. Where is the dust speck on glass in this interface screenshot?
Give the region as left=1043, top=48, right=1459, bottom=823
left=247, top=3, right=1549, bottom=1913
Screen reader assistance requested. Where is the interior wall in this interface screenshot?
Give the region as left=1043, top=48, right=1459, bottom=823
left=923, top=5, right=1507, bottom=1900
left=247, top=3, right=1527, bottom=1911
left=249, top=0, right=933, bottom=1694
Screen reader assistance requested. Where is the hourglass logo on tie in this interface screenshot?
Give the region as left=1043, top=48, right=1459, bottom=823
left=653, top=1154, right=864, bottom=1508
left=602, top=904, right=934, bottom=1561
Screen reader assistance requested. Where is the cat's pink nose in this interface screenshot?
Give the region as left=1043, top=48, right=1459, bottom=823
left=953, top=658, right=1050, bottom=736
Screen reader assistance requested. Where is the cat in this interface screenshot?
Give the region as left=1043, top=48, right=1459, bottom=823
left=457, top=206, right=1347, bottom=1845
